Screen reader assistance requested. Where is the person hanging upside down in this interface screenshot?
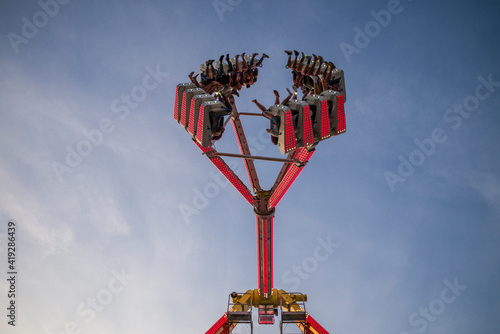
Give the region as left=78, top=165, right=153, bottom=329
left=209, top=106, right=231, bottom=141
left=252, top=91, right=290, bottom=145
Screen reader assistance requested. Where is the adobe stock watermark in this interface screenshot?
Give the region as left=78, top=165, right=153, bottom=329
left=212, top=0, right=243, bottom=21
left=7, top=0, right=72, bottom=54
left=47, top=268, right=135, bottom=334
left=178, top=127, right=272, bottom=224
left=339, top=0, right=415, bottom=63
left=399, top=277, right=467, bottom=334
left=51, top=65, right=169, bottom=182
left=281, top=235, right=340, bottom=290
left=384, top=73, right=499, bottom=191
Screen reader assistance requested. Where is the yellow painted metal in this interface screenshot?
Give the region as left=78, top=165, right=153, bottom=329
left=228, top=289, right=311, bottom=334
left=228, top=291, right=253, bottom=313
left=279, top=290, right=306, bottom=313
left=256, top=190, right=272, bottom=200
left=296, top=319, right=324, bottom=334
left=229, top=289, right=307, bottom=309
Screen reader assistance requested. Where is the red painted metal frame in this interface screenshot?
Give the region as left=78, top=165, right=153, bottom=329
left=304, top=315, right=330, bottom=334
left=258, top=305, right=275, bottom=325
left=188, top=99, right=196, bottom=135
left=256, top=216, right=274, bottom=298
left=231, top=116, right=262, bottom=193
left=179, top=82, right=332, bottom=333
left=180, top=91, right=188, bottom=128
left=337, top=95, right=346, bottom=134
left=269, top=148, right=315, bottom=208
left=302, top=105, right=314, bottom=147
left=196, top=104, right=207, bottom=145
left=205, top=313, right=235, bottom=334
left=320, top=99, right=331, bottom=140
left=193, top=122, right=325, bottom=334
left=174, top=86, right=180, bottom=121
left=195, top=142, right=253, bottom=204
left=283, top=109, right=296, bottom=153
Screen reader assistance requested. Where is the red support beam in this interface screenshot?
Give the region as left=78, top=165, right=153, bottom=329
left=269, top=148, right=315, bottom=208
left=196, top=143, right=254, bottom=204
left=256, top=215, right=274, bottom=298
left=231, top=117, right=262, bottom=193
left=205, top=313, right=233, bottom=334
left=304, top=314, right=330, bottom=334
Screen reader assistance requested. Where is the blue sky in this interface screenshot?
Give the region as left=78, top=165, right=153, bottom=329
left=0, top=0, right=499, bottom=333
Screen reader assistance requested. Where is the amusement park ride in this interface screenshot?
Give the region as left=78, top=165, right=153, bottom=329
left=174, top=51, right=346, bottom=333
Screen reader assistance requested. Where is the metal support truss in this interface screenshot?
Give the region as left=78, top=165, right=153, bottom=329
left=195, top=138, right=327, bottom=333
left=255, top=210, right=275, bottom=299
left=205, top=314, right=232, bottom=334
left=205, top=290, right=329, bottom=334
left=231, top=113, right=262, bottom=193
left=269, top=147, right=315, bottom=208
left=211, top=152, right=297, bottom=164
left=195, top=142, right=254, bottom=204
left=180, top=84, right=329, bottom=333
